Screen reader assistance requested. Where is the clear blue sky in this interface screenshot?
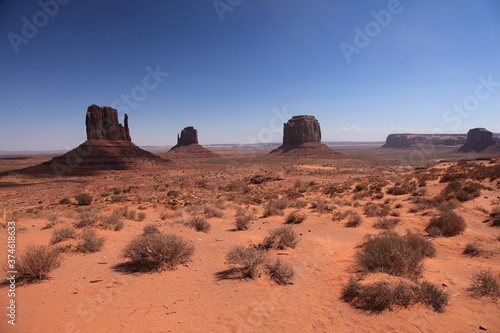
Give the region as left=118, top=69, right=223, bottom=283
left=1, top=0, right=499, bottom=151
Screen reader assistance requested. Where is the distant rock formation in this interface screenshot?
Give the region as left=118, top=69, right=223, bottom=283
left=22, top=105, right=168, bottom=175
left=166, top=126, right=221, bottom=159
left=383, top=134, right=467, bottom=149
left=269, top=115, right=342, bottom=157
left=458, top=128, right=497, bottom=153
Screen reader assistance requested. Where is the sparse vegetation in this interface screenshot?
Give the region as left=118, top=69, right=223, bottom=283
left=426, top=210, right=466, bottom=237
left=285, top=210, right=306, bottom=224
left=143, top=224, right=161, bottom=234
left=260, top=226, right=299, bottom=250
left=463, top=242, right=482, bottom=256
left=187, top=216, right=211, bottom=233
left=373, top=217, right=401, bottom=230
left=345, top=211, right=362, bottom=228
left=364, top=203, right=390, bottom=217
left=468, top=269, right=500, bottom=300
left=122, top=233, right=194, bottom=271
left=77, top=229, right=105, bottom=253
left=50, top=226, right=77, bottom=244
left=75, top=193, right=93, bottom=206
left=101, top=214, right=124, bottom=231
left=17, top=245, right=62, bottom=282
left=267, top=258, right=294, bottom=285
left=226, top=246, right=268, bottom=279
left=234, top=215, right=252, bottom=231
left=75, top=210, right=98, bottom=228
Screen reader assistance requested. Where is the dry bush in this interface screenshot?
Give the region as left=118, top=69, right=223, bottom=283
left=463, top=242, right=482, bottom=256
left=17, top=245, right=62, bottom=282
left=159, top=209, right=183, bottom=220
left=77, top=229, right=105, bottom=253
left=75, top=193, right=93, bottom=206
left=363, top=203, right=390, bottom=217
left=113, top=207, right=128, bottom=217
left=123, top=233, right=194, bottom=271
left=263, top=199, right=290, bottom=217
left=135, top=212, right=146, bottom=222
left=426, top=210, right=466, bottom=237
left=50, top=226, right=77, bottom=245
left=387, top=182, right=416, bottom=196
left=143, top=224, right=160, bottom=234
left=345, top=212, right=362, bottom=228
left=126, top=209, right=136, bottom=220
left=355, top=231, right=435, bottom=278
left=226, top=246, right=268, bottom=279
left=373, top=218, right=401, bottom=230
left=310, top=200, right=334, bottom=214
left=234, top=215, right=252, bottom=231
left=267, top=258, right=294, bottom=285
left=101, top=214, right=124, bottom=231
left=285, top=210, right=306, bottom=224
left=75, top=210, right=99, bottom=228
left=490, top=206, right=500, bottom=227
left=468, top=269, right=500, bottom=300
left=435, top=181, right=484, bottom=203
left=289, top=199, right=308, bottom=209
left=187, top=216, right=211, bottom=233
left=203, top=206, right=224, bottom=218
left=260, top=226, right=299, bottom=250
left=341, top=276, right=448, bottom=313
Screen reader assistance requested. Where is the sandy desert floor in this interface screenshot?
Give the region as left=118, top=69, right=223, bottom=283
left=0, top=146, right=499, bottom=333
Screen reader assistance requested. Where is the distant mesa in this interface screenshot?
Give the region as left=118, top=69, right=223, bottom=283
left=22, top=105, right=168, bottom=175
left=458, top=128, right=500, bottom=153
left=166, top=126, right=221, bottom=159
left=383, top=133, right=467, bottom=149
left=269, top=115, right=342, bottom=157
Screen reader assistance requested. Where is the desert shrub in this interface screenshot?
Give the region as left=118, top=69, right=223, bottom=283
left=187, top=216, right=211, bottom=233
left=136, top=212, right=146, bottom=222
left=373, top=218, right=401, bottom=230
left=310, top=200, right=334, bottom=214
left=101, top=214, right=124, bottom=231
left=234, top=215, right=252, bottom=231
left=75, top=193, right=93, bottom=206
left=16, top=245, right=62, bottom=282
left=468, top=269, right=500, bottom=300
left=77, top=229, right=105, bottom=253
left=387, top=183, right=416, bottom=196
left=417, top=281, right=449, bottom=313
left=355, top=231, right=435, bottom=278
left=203, top=206, right=224, bottom=218
left=285, top=210, right=306, bottom=224
left=426, top=210, right=466, bottom=237
left=59, top=198, right=71, bottom=205
left=463, top=242, right=482, bottom=256
left=123, top=233, right=194, bottom=271
left=226, top=246, right=268, bottom=279
left=490, top=206, right=500, bottom=227
left=113, top=207, right=128, bottom=217
left=126, top=209, right=136, bottom=220
left=364, top=203, right=390, bottom=217
left=263, top=199, right=290, bottom=217
left=75, top=210, right=98, bottom=228
left=289, top=200, right=308, bottom=209
left=143, top=224, right=160, bottom=235
left=260, top=226, right=299, bottom=250
left=50, top=226, right=77, bottom=245
left=267, top=259, right=294, bottom=285
left=341, top=277, right=448, bottom=313
left=345, top=212, right=362, bottom=228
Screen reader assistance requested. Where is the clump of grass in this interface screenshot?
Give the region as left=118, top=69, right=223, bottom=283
left=123, top=233, right=194, bottom=271
left=234, top=215, right=252, bottom=231
left=345, top=211, right=362, bottom=228
left=260, top=226, right=299, bottom=250
left=364, top=203, right=390, bottom=217
left=416, top=280, right=449, bottom=313
left=426, top=210, right=466, bottom=237
left=75, top=193, right=93, bottom=206
left=226, top=246, right=268, bottom=279
left=267, top=258, right=294, bottom=285
left=373, top=217, right=401, bottom=230
left=285, top=210, right=306, bottom=224
left=355, top=231, right=435, bottom=278
left=16, top=245, right=62, bottom=282
left=143, top=223, right=161, bottom=235
left=467, top=269, right=500, bottom=300
left=463, top=242, right=482, bottom=257
left=126, top=209, right=136, bottom=220
left=75, top=210, right=98, bottom=228
left=50, top=226, right=77, bottom=245
left=310, top=200, right=334, bottom=214
left=490, top=206, right=500, bottom=227
left=77, top=229, right=105, bottom=253
left=101, top=214, right=124, bottom=231
left=187, top=216, right=211, bottom=233
left=203, top=206, right=224, bottom=218
left=135, top=212, right=146, bottom=222
left=263, top=199, right=290, bottom=217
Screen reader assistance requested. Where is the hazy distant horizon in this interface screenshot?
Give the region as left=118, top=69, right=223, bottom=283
left=1, top=0, right=499, bottom=151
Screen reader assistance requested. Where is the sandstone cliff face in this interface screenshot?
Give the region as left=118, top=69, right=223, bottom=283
left=86, top=104, right=131, bottom=141
left=270, top=115, right=341, bottom=157
left=458, top=128, right=496, bottom=153
left=175, top=127, right=198, bottom=147
left=383, top=134, right=466, bottom=149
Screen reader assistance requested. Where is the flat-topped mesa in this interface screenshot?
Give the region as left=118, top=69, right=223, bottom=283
left=86, top=104, right=131, bottom=141
left=270, top=115, right=342, bottom=157
left=175, top=126, right=198, bottom=147
left=458, top=128, right=496, bottom=153
left=167, top=126, right=221, bottom=159
left=383, top=133, right=467, bottom=149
